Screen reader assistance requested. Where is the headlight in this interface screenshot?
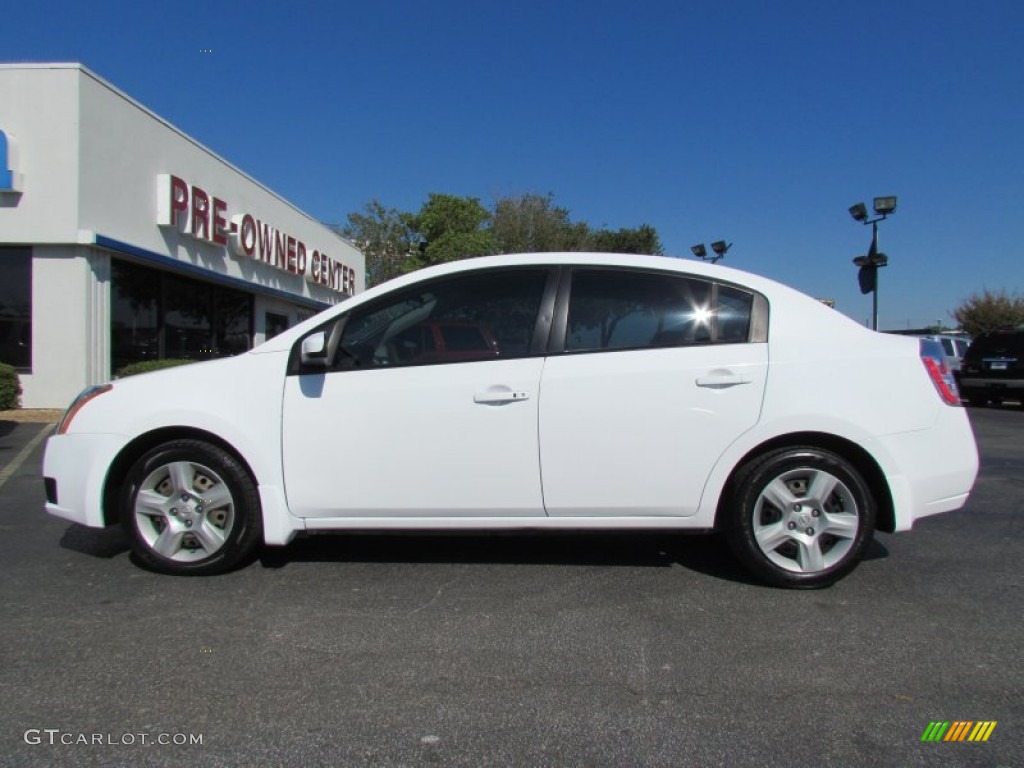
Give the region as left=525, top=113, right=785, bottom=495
left=57, top=384, right=113, bottom=434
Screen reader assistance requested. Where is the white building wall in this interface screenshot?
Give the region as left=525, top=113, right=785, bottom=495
left=75, top=68, right=363, bottom=304
left=26, top=245, right=96, bottom=407
left=85, top=247, right=110, bottom=388
left=0, top=66, right=80, bottom=242
left=0, top=63, right=367, bottom=408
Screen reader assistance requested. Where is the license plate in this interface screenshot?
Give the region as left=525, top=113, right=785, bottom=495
left=989, top=361, right=1008, bottom=370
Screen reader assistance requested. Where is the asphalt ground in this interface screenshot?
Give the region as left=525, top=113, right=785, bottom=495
left=0, top=408, right=1021, bottom=767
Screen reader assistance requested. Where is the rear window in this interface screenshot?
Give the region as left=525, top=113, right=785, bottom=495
left=965, top=331, right=1024, bottom=360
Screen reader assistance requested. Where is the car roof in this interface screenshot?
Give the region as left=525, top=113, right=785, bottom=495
left=359, top=252, right=802, bottom=300
left=253, top=252, right=885, bottom=355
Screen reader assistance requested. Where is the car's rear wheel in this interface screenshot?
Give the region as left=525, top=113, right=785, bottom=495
left=726, top=447, right=876, bottom=589
left=121, top=440, right=262, bottom=575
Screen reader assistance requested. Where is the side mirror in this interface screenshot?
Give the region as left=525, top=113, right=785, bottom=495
left=300, top=331, right=329, bottom=369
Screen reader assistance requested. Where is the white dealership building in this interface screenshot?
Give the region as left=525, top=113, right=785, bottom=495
left=0, top=63, right=364, bottom=408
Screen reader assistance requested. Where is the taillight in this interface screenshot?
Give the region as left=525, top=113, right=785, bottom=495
left=57, top=384, right=113, bottom=434
left=919, top=340, right=960, bottom=406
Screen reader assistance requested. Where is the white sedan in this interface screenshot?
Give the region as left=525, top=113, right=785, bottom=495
left=43, top=253, right=978, bottom=588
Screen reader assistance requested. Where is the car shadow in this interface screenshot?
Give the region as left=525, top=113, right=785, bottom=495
left=57, top=523, right=890, bottom=587
left=261, top=532, right=890, bottom=586
left=59, top=523, right=130, bottom=559
left=261, top=531, right=793, bottom=587
left=861, top=537, right=890, bottom=561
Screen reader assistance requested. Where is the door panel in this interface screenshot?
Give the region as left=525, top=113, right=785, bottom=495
left=281, top=266, right=553, bottom=519
left=539, top=344, right=767, bottom=516
left=283, top=359, right=546, bottom=517
left=540, top=267, right=767, bottom=517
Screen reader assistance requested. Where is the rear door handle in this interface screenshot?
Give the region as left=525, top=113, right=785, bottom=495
left=473, top=387, right=531, bottom=405
left=696, top=373, right=752, bottom=388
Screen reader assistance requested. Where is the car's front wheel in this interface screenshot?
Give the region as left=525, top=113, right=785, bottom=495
left=121, top=439, right=262, bottom=575
left=726, top=447, right=876, bottom=589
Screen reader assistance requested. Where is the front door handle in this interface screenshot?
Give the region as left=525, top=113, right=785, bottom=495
left=473, top=387, right=530, bottom=405
left=696, top=373, right=752, bottom=389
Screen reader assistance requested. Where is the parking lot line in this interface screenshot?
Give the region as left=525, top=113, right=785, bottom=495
left=0, top=424, right=55, bottom=492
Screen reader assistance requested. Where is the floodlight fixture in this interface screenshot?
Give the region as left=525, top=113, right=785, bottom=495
left=692, top=241, right=730, bottom=264
left=848, top=203, right=869, bottom=222
left=873, top=196, right=897, bottom=216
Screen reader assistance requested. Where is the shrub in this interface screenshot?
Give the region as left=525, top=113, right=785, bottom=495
left=0, top=363, right=22, bottom=410
left=115, top=359, right=195, bottom=378
left=951, top=289, right=1024, bottom=336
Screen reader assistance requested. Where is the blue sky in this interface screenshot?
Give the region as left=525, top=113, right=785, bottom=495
left=4, top=0, right=1022, bottom=328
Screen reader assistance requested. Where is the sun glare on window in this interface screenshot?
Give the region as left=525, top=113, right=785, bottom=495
left=690, top=305, right=713, bottom=326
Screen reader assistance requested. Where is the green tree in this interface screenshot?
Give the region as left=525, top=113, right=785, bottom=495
left=951, top=289, right=1024, bottom=336
left=339, top=200, right=419, bottom=287
left=585, top=223, right=663, bottom=255
left=490, top=194, right=664, bottom=255
left=409, top=193, right=497, bottom=265
left=490, top=193, right=589, bottom=253
left=343, top=193, right=666, bottom=284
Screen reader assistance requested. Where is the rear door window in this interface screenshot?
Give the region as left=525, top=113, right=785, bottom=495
left=564, top=269, right=757, bottom=352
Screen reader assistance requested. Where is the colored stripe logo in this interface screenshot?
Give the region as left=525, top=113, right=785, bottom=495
left=0, top=130, right=13, bottom=189
left=921, top=721, right=997, bottom=742
left=0, top=128, right=21, bottom=192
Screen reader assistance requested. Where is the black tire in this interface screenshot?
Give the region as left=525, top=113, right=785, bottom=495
left=121, top=439, right=262, bottom=575
left=725, top=446, right=876, bottom=589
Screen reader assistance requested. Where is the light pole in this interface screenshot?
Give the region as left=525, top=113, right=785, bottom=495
left=691, top=240, right=732, bottom=264
left=849, top=196, right=897, bottom=331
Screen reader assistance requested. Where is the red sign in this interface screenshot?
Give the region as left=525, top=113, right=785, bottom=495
left=157, top=174, right=356, bottom=295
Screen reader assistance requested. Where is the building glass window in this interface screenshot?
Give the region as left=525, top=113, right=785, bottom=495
left=164, top=275, right=213, bottom=360
left=216, top=290, right=253, bottom=355
left=0, top=247, right=33, bottom=370
left=111, top=259, right=254, bottom=373
left=265, top=312, right=289, bottom=340
left=111, top=260, right=160, bottom=371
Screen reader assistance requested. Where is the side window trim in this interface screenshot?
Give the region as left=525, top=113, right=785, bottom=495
left=529, top=266, right=563, bottom=355
left=750, top=293, right=769, bottom=343
left=709, top=282, right=721, bottom=342
left=546, top=266, right=573, bottom=355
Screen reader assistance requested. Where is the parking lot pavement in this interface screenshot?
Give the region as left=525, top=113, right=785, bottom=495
left=0, top=420, right=56, bottom=493
left=0, top=407, right=1021, bottom=767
